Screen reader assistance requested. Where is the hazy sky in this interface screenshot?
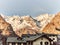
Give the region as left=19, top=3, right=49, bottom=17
left=0, top=0, right=60, bottom=16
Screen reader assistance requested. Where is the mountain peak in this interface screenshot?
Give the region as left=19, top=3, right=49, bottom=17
left=0, top=15, right=16, bottom=36
left=0, top=13, right=56, bottom=37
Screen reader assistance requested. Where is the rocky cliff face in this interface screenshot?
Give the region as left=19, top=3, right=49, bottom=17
left=5, top=15, right=41, bottom=37
left=35, top=14, right=55, bottom=27
left=0, top=15, right=15, bottom=36
left=0, top=13, right=56, bottom=37
left=42, top=12, right=60, bottom=34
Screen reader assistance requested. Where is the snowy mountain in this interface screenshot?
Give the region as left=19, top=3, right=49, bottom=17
left=0, top=15, right=16, bottom=36
left=42, top=12, right=60, bottom=34
left=0, top=14, right=55, bottom=37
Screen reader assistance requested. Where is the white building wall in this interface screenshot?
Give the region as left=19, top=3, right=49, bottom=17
left=49, top=36, right=57, bottom=42
left=33, top=37, right=50, bottom=45
left=21, top=43, right=23, bottom=45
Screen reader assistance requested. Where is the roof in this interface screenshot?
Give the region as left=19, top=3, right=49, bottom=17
left=23, top=34, right=43, bottom=41
left=7, top=37, right=26, bottom=43
left=7, top=34, right=52, bottom=43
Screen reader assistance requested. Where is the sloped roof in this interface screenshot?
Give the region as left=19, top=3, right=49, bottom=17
left=42, top=12, right=60, bottom=34
left=7, top=37, right=26, bottom=43
left=23, top=34, right=52, bottom=41
left=7, top=34, right=52, bottom=42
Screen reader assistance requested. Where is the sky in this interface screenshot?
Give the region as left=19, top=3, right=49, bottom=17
left=0, top=0, right=60, bottom=16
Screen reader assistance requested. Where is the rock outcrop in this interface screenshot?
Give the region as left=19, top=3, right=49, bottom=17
left=42, top=12, right=60, bottom=34
left=5, top=15, right=41, bottom=37
left=0, top=15, right=15, bottom=36
left=0, top=13, right=57, bottom=37
left=35, top=14, right=55, bottom=27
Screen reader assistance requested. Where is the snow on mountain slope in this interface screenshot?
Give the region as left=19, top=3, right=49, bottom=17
left=0, top=15, right=16, bottom=36
left=5, top=15, right=41, bottom=36
left=42, top=12, right=60, bottom=34
left=0, top=14, right=55, bottom=37
left=35, top=14, right=55, bottom=29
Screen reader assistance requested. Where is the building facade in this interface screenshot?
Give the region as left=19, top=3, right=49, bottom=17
left=0, top=34, right=59, bottom=45
left=6, top=34, right=53, bottom=45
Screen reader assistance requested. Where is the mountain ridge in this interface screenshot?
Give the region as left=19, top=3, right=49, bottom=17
left=0, top=13, right=55, bottom=37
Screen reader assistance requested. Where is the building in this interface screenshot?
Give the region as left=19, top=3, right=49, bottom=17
left=0, top=33, right=58, bottom=45
left=56, top=34, right=60, bottom=45
left=45, top=34, right=57, bottom=42
left=6, top=34, right=53, bottom=45
left=46, top=34, right=57, bottom=45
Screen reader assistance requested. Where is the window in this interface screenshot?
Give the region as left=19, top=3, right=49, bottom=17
left=18, top=43, right=21, bottom=45
left=12, top=43, right=15, bottom=45
left=28, top=42, right=30, bottom=45
left=53, top=38, right=55, bottom=40
left=40, top=42, right=42, bottom=45
left=45, top=42, right=48, bottom=45
left=31, top=42, right=33, bottom=45
left=23, top=43, right=27, bottom=45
